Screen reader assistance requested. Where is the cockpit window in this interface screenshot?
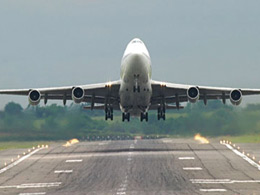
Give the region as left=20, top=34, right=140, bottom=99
left=132, top=40, right=142, bottom=44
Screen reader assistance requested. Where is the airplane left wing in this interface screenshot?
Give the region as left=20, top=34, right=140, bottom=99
left=0, top=80, right=121, bottom=109
left=151, top=80, right=260, bottom=108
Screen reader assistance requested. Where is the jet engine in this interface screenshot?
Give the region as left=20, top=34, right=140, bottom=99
left=28, top=90, right=41, bottom=105
left=230, top=89, right=242, bottom=105
left=72, top=87, right=85, bottom=103
left=187, top=87, right=200, bottom=103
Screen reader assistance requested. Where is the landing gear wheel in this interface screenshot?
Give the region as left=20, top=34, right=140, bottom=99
left=157, top=107, right=166, bottom=120
left=122, top=113, right=130, bottom=122
left=105, top=106, right=114, bottom=121
left=141, top=112, right=148, bottom=122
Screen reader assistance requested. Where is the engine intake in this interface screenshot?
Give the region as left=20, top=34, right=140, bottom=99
left=230, top=89, right=242, bottom=105
left=187, top=87, right=199, bottom=103
left=28, top=90, right=41, bottom=105
left=72, top=87, right=85, bottom=103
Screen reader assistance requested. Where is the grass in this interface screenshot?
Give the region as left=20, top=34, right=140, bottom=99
left=221, top=134, right=260, bottom=143
left=0, top=141, right=53, bottom=151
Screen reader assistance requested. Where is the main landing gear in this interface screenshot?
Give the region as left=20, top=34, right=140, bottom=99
left=122, top=112, right=130, bottom=122
left=157, top=107, right=166, bottom=120
left=105, top=107, right=113, bottom=120
left=140, top=112, right=148, bottom=122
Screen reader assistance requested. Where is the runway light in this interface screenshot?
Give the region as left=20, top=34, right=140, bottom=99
left=23, top=152, right=26, bottom=155
left=237, top=146, right=240, bottom=150
left=38, top=145, right=40, bottom=148
left=17, top=155, right=20, bottom=159
left=45, top=145, right=49, bottom=148
left=233, top=144, right=236, bottom=147
left=252, top=156, right=255, bottom=160
left=223, top=140, right=226, bottom=143
left=229, top=142, right=232, bottom=145
left=4, top=162, right=7, bottom=166
left=33, top=147, right=35, bottom=150
left=41, top=145, right=44, bottom=148
left=243, top=151, right=245, bottom=155
left=247, top=153, right=250, bottom=157
left=194, top=134, right=209, bottom=144
left=11, top=159, right=14, bottom=162
left=28, top=149, right=31, bottom=152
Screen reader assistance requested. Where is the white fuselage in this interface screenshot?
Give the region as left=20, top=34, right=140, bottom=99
left=119, top=38, right=152, bottom=116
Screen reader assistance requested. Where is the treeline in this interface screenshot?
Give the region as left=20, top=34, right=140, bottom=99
left=0, top=101, right=260, bottom=141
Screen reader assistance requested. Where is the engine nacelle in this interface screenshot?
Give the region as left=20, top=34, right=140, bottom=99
left=28, top=90, right=41, bottom=106
left=230, top=89, right=242, bottom=106
left=72, top=87, right=85, bottom=103
left=187, top=87, right=200, bottom=103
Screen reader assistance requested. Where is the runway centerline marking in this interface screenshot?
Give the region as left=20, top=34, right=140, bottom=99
left=19, top=193, right=46, bottom=195
left=179, top=157, right=195, bottom=160
left=54, top=170, right=73, bottom=173
left=116, top=192, right=126, bottom=195
left=65, top=159, right=83, bottom=163
left=183, top=167, right=202, bottom=170
left=223, top=143, right=260, bottom=170
left=191, top=179, right=260, bottom=184
left=200, top=189, right=227, bottom=192
left=0, top=148, right=44, bottom=174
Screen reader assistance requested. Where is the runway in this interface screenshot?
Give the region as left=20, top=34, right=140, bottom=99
left=0, top=138, right=260, bottom=195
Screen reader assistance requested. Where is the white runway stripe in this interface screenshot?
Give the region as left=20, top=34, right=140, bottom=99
left=191, top=179, right=260, bottom=184
left=0, top=182, right=62, bottom=189
left=0, top=148, right=43, bottom=174
left=65, top=159, right=83, bottom=163
left=224, top=143, right=260, bottom=170
left=200, top=189, right=227, bottom=192
left=54, top=170, right=73, bottom=173
left=178, top=157, right=195, bottom=160
left=183, top=167, right=202, bottom=170
left=19, top=193, right=46, bottom=195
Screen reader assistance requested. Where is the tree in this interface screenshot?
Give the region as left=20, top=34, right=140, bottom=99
left=4, top=102, right=23, bottom=115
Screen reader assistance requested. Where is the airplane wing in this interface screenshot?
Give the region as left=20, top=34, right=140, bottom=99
left=0, top=80, right=121, bottom=109
left=151, top=80, right=260, bottom=108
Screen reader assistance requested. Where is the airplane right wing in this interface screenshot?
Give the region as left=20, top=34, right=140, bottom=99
left=150, top=80, right=260, bottom=109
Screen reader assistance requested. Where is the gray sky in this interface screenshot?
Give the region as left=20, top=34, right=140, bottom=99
left=0, top=0, right=260, bottom=109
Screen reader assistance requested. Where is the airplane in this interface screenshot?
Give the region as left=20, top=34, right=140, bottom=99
left=1, top=38, right=260, bottom=122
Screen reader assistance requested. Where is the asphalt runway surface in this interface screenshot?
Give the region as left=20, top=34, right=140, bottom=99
left=0, top=138, right=260, bottom=195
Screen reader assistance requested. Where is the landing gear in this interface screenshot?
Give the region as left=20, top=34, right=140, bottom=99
left=122, top=112, right=130, bottom=122
left=157, top=107, right=166, bottom=120
left=105, top=107, right=113, bottom=121
left=140, top=112, right=148, bottom=122
left=133, top=86, right=140, bottom=93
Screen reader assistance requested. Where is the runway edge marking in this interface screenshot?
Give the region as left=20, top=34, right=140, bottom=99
left=0, top=148, right=44, bottom=174
left=223, top=143, right=260, bottom=170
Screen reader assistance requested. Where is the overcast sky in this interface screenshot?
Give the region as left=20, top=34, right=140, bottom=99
left=0, top=0, right=260, bottom=109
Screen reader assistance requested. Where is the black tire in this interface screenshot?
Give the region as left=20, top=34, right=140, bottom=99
left=122, top=113, right=125, bottom=122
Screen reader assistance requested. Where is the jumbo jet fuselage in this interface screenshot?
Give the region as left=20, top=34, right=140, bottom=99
left=119, top=38, right=152, bottom=116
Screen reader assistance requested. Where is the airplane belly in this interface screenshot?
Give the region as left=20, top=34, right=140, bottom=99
left=119, top=82, right=152, bottom=116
